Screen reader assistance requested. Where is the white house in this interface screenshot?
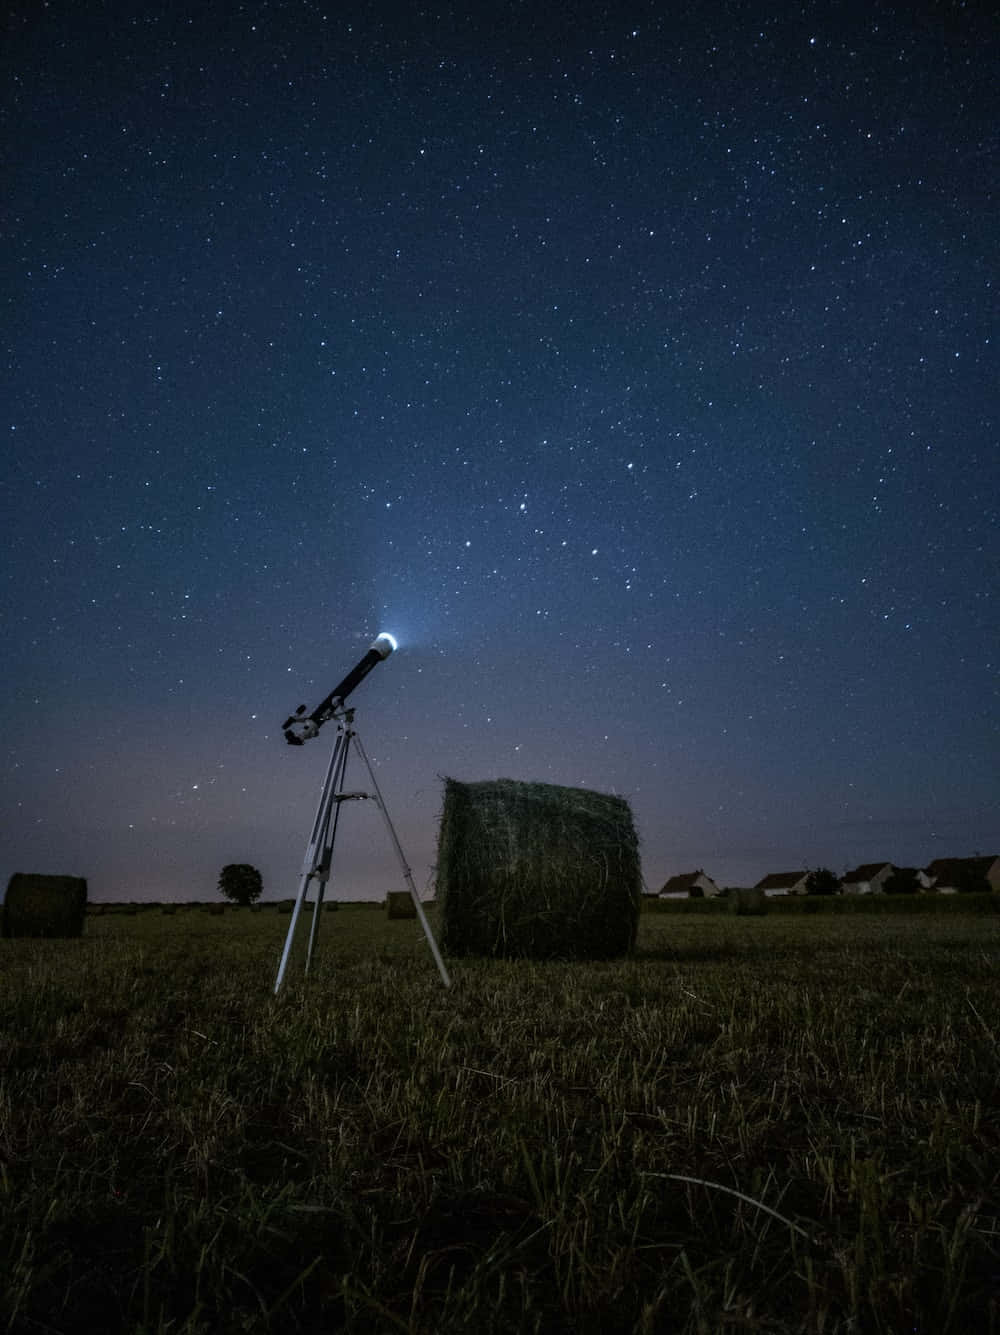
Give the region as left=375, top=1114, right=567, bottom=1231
left=924, top=856, right=1000, bottom=893
left=754, top=871, right=809, bottom=897
left=659, top=870, right=721, bottom=898
left=840, top=862, right=895, bottom=895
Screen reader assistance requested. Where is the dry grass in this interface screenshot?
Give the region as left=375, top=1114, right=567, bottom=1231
left=1, top=908, right=998, bottom=1332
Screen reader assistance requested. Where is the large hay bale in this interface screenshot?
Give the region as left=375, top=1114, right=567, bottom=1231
left=435, top=777, right=641, bottom=959
left=3, top=874, right=87, bottom=939
left=386, top=890, right=417, bottom=919
left=729, top=887, right=768, bottom=916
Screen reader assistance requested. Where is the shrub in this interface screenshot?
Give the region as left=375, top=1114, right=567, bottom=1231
left=435, top=776, right=641, bottom=959
left=805, top=868, right=841, bottom=895
left=955, top=866, right=992, bottom=894
left=3, top=874, right=87, bottom=939
left=884, top=868, right=920, bottom=895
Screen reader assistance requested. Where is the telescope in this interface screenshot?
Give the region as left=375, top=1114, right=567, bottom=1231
left=282, top=632, right=397, bottom=744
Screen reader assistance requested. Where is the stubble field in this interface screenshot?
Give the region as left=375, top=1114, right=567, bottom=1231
left=2, top=904, right=998, bottom=1333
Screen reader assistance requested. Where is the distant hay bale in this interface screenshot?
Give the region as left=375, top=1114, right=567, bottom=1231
left=386, top=891, right=417, bottom=919
left=435, top=777, right=641, bottom=959
left=324, top=901, right=338, bottom=913
left=161, top=905, right=177, bottom=916
left=3, top=874, right=87, bottom=939
left=278, top=900, right=294, bottom=915
left=729, top=887, right=768, bottom=916
left=207, top=904, right=225, bottom=916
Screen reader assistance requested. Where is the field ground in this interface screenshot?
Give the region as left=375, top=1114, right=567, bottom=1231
left=2, top=907, right=999, bottom=1333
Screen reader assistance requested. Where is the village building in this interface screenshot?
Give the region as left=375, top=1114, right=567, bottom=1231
left=659, top=870, right=721, bottom=898
left=924, top=855, right=1000, bottom=893
left=840, top=862, right=895, bottom=895
left=754, top=870, right=809, bottom=896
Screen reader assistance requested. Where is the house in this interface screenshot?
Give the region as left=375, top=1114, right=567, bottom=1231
left=659, top=870, right=721, bottom=899
left=840, top=862, right=895, bottom=895
left=753, top=871, right=809, bottom=896
left=924, top=856, right=1000, bottom=894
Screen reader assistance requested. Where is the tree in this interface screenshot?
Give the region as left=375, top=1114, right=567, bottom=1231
left=218, top=863, right=263, bottom=906
left=805, top=867, right=840, bottom=895
left=883, top=867, right=920, bottom=895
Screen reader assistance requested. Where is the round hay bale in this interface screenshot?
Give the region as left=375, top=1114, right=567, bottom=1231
left=206, top=904, right=225, bottom=916
left=386, top=890, right=417, bottom=919
left=435, top=777, right=641, bottom=959
left=729, top=887, right=768, bottom=916
left=3, top=874, right=87, bottom=939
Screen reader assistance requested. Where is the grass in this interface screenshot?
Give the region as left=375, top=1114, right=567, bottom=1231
left=2, top=907, right=999, bottom=1332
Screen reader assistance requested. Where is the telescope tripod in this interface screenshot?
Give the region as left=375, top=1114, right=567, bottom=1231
left=273, top=707, right=450, bottom=993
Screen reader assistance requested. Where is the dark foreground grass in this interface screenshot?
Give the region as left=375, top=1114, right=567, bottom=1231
left=2, top=909, right=999, bottom=1333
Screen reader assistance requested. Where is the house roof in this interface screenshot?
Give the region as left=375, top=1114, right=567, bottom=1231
left=660, top=870, right=714, bottom=895
left=842, top=862, right=893, bottom=882
left=754, top=871, right=807, bottom=890
left=925, top=856, right=999, bottom=881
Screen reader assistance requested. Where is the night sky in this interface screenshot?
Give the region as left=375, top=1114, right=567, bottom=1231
left=4, top=1, right=997, bottom=904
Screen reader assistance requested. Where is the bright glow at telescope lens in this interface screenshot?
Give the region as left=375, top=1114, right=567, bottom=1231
left=372, top=631, right=398, bottom=657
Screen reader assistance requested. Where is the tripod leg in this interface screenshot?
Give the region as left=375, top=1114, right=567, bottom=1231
left=274, top=728, right=347, bottom=994
left=305, top=732, right=350, bottom=974
left=350, top=731, right=451, bottom=989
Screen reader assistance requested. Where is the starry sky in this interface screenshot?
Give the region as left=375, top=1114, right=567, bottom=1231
left=3, top=1, right=997, bottom=903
